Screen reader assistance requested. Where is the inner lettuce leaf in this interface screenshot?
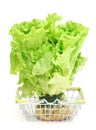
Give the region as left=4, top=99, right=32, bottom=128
left=9, top=13, right=89, bottom=97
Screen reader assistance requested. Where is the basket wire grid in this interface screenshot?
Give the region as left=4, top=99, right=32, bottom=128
left=16, top=87, right=85, bottom=121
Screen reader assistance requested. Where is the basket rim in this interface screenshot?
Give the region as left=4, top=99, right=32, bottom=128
left=15, top=87, right=85, bottom=104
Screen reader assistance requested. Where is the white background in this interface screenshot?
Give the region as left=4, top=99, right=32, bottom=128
left=0, top=0, right=96, bottom=129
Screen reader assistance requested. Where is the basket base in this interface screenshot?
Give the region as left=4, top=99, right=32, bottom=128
left=36, top=105, right=73, bottom=121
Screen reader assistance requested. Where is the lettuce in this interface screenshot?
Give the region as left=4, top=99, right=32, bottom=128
left=9, top=13, right=89, bottom=97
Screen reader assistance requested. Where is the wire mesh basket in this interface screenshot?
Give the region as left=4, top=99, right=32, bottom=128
left=16, top=87, right=85, bottom=121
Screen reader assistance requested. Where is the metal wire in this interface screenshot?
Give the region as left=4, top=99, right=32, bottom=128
left=16, top=88, right=85, bottom=121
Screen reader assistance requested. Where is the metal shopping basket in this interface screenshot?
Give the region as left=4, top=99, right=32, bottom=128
left=16, top=87, right=85, bottom=121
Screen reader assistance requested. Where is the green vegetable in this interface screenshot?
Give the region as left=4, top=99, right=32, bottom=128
left=9, top=13, right=89, bottom=97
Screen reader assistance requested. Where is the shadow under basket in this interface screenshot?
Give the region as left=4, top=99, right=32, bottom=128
left=16, top=87, right=85, bottom=121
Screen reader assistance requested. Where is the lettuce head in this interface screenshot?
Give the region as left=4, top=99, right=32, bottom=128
left=9, top=13, right=89, bottom=97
